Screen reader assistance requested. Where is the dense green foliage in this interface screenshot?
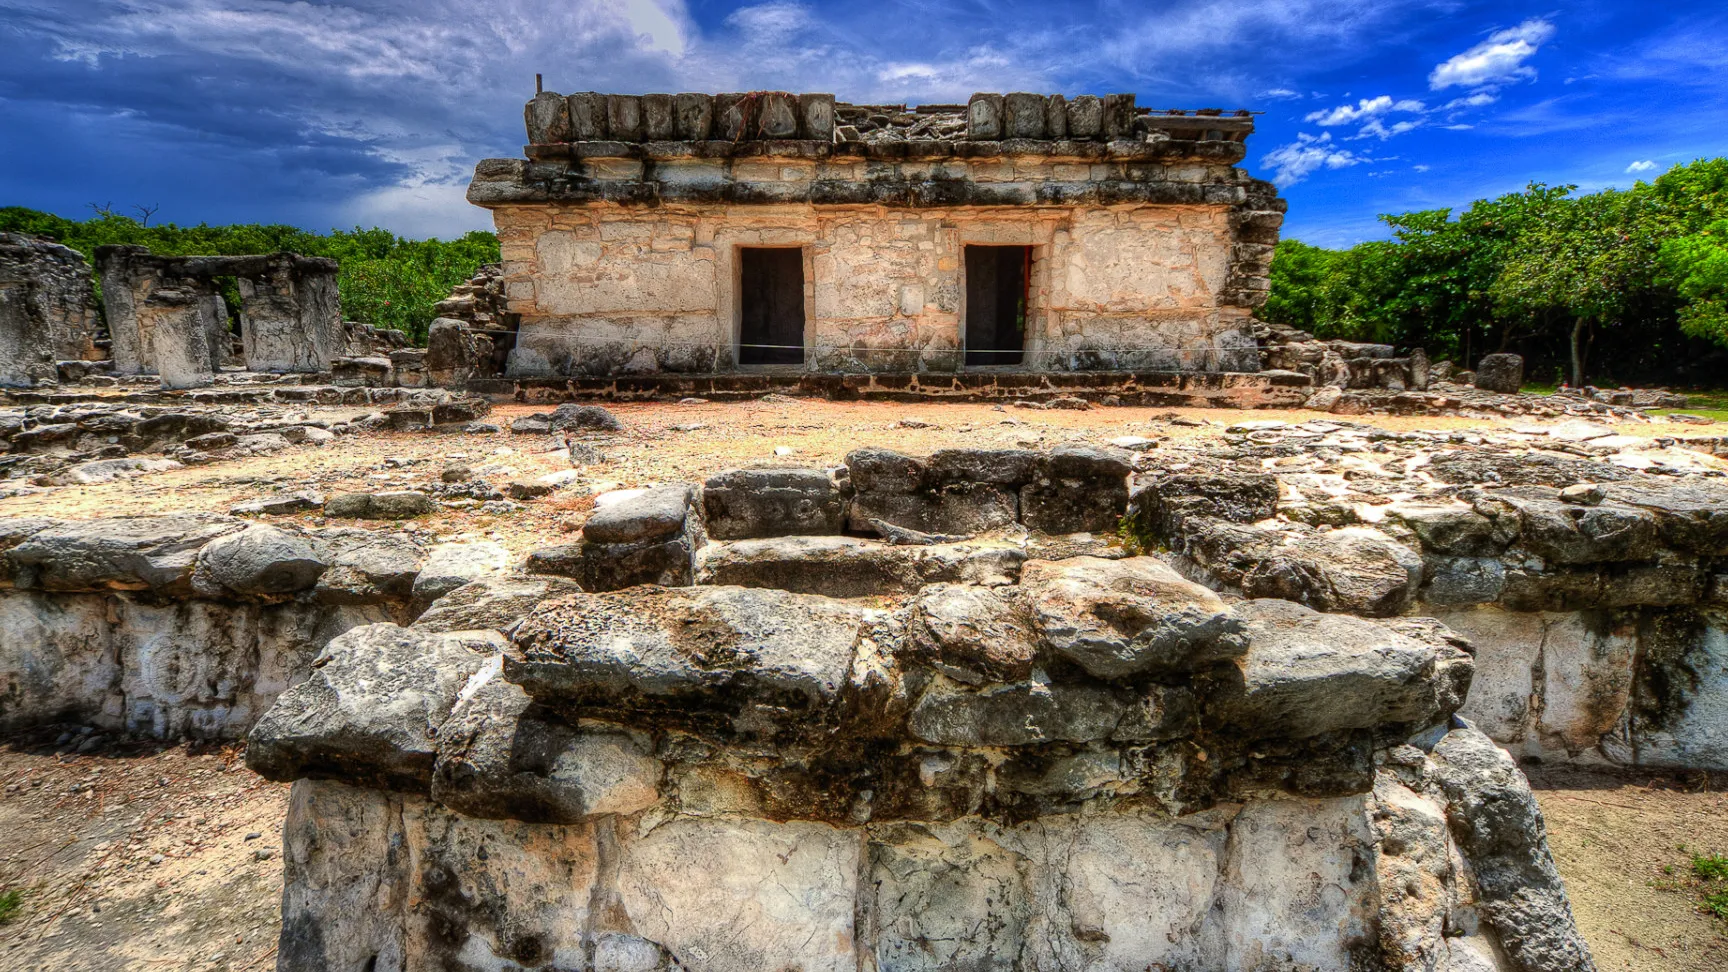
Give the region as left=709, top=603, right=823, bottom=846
left=0, top=207, right=499, bottom=344
left=1265, top=159, right=1728, bottom=387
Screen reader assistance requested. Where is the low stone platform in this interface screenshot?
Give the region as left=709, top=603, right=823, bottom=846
left=478, top=368, right=1315, bottom=407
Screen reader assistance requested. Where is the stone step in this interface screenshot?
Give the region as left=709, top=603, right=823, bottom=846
left=695, top=534, right=1024, bottom=597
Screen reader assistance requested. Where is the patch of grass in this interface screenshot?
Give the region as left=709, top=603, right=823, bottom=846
left=1650, top=407, right=1728, bottom=423
left=1704, top=889, right=1728, bottom=921
left=0, top=887, right=24, bottom=924
left=1696, top=853, right=1728, bottom=881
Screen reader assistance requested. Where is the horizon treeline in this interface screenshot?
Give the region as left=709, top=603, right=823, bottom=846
left=0, top=207, right=500, bottom=344
left=1263, top=157, right=1728, bottom=388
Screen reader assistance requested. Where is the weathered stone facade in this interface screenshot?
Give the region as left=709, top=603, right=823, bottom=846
left=467, top=91, right=1283, bottom=379
left=95, top=247, right=343, bottom=387
left=0, top=233, right=101, bottom=387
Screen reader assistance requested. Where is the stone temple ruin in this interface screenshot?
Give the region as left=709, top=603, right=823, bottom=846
left=7, top=88, right=1728, bottom=972
left=465, top=90, right=1282, bottom=390
left=95, top=246, right=345, bottom=387
left=0, top=233, right=101, bottom=387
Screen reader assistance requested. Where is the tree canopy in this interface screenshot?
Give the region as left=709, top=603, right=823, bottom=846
left=0, top=207, right=499, bottom=344
left=1264, top=158, right=1728, bottom=388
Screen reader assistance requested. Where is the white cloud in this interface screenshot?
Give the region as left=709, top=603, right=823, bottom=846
left=1262, top=132, right=1367, bottom=186
left=1262, top=87, right=1301, bottom=100
left=1429, top=18, right=1555, bottom=90
left=1413, top=164, right=1430, bottom=172
left=1443, top=91, right=1499, bottom=110
left=1355, top=118, right=1421, bottom=140
left=1626, top=159, right=1657, bottom=173
left=1305, top=94, right=1425, bottom=140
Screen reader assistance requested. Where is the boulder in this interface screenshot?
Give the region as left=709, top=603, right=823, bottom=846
left=549, top=403, right=622, bottom=432
left=1207, top=599, right=1468, bottom=739
left=9, top=514, right=245, bottom=594
left=702, top=467, right=846, bottom=540
left=193, top=524, right=327, bottom=597
left=1473, top=354, right=1524, bottom=394
left=431, top=675, right=661, bottom=823
left=245, top=623, right=502, bottom=791
left=581, top=485, right=691, bottom=545
left=1020, top=556, right=1246, bottom=677
left=411, top=541, right=512, bottom=608
left=505, top=585, right=868, bottom=742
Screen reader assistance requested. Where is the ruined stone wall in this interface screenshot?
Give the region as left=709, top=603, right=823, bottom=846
left=467, top=89, right=1283, bottom=381
left=0, top=234, right=101, bottom=387
left=96, top=247, right=343, bottom=387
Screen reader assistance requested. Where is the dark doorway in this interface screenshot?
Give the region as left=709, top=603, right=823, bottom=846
left=738, top=247, right=805, bottom=366
left=965, top=245, right=1030, bottom=367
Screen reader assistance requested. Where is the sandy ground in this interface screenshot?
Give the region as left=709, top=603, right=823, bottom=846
left=0, top=734, right=287, bottom=972
left=1529, top=765, right=1728, bottom=971
left=0, top=397, right=1723, bottom=969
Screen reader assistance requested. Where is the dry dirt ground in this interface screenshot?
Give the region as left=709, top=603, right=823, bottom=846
left=0, top=397, right=1724, bottom=970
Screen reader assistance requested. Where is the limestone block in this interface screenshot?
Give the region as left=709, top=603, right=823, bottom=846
left=1474, top=353, right=1524, bottom=394
left=567, top=91, right=608, bottom=140
left=641, top=93, right=676, bottom=140
left=245, top=623, right=501, bottom=791
left=1044, top=93, right=1069, bottom=139
left=606, top=95, right=645, bottom=142
left=799, top=93, right=836, bottom=141
left=1210, top=599, right=1460, bottom=739
left=714, top=92, right=747, bottom=139
left=524, top=91, right=572, bottom=144
left=702, top=467, right=847, bottom=540
left=431, top=674, right=661, bottom=822
left=613, top=817, right=861, bottom=972
left=673, top=92, right=713, bottom=139
left=967, top=93, right=1005, bottom=140
left=1218, top=795, right=1378, bottom=970
left=1003, top=93, right=1047, bottom=139
left=908, top=583, right=1041, bottom=685
left=695, top=535, right=1023, bottom=597
left=1102, top=93, right=1136, bottom=138
left=1067, top=94, right=1103, bottom=139
left=760, top=91, right=800, bottom=138
left=277, top=782, right=413, bottom=972
left=865, top=820, right=1031, bottom=971
left=1020, top=556, right=1245, bottom=677
left=1629, top=612, right=1728, bottom=769
left=0, top=591, right=116, bottom=732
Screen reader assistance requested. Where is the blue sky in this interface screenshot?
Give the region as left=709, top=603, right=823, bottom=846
left=2, top=1, right=1723, bottom=246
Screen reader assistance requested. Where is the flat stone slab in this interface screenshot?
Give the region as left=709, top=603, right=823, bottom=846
left=694, top=535, right=1025, bottom=597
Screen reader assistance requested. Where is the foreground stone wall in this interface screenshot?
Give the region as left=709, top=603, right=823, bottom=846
left=247, top=557, right=1589, bottom=971
left=1130, top=434, right=1728, bottom=771
left=0, top=234, right=101, bottom=387
left=468, top=89, right=1283, bottom=380
left=0, top=515, right=432, bottom=738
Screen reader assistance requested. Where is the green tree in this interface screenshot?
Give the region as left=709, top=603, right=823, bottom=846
left=1491, top=189, right=1664, bottom=386
left=1660, top=219, right=1728, bottom=347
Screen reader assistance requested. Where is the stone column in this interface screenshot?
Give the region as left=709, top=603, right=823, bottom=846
left=238, top=254, right=341, bottom=373
left=0, top=234, right=95, bottom=386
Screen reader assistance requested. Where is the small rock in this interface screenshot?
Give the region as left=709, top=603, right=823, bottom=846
left=441, top=463, right=474, bottom=483
left=550, top=403, right=623, bottom=432
left=504, top=480, right=553, bottom=500
left=1559, top=483, right=1605, bottom=506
